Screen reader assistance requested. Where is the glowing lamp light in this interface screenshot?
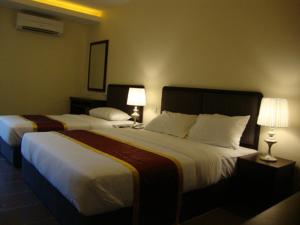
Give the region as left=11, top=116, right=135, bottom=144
left=32, top=0, right=102, bottom=18
left=127, top=88, right=146, bottom=127
left=257, top=98, right=289, bottom=162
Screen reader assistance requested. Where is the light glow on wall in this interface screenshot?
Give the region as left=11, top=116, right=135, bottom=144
left=32, top=0, right=102, bottom=18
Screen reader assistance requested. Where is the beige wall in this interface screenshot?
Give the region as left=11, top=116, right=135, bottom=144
left=86, top=0, right=300, bottom=188
left=0, top=7, right=91, bottom=114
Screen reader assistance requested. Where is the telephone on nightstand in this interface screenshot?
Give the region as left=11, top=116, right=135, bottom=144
left=132, top=123, right=144, bottom=129
left=113, top=124, right=131, bottom=128
left=113, top=123, right=144, bottom=129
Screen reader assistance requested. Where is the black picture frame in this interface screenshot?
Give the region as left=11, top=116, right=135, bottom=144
left=87, top=40, right=109, bottom=92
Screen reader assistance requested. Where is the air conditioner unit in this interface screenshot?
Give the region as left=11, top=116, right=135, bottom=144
left=16, top=12, right=64, bottom=35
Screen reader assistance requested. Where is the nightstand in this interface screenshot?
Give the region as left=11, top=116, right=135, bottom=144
left=70, top=97, right=106, bottom=114
left=237, top=153, right=295, bottom=208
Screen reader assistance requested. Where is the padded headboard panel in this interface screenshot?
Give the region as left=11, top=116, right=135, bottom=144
left=161, top=86, right=263, bottom=149
left=107, top=84, right=144, bottom=122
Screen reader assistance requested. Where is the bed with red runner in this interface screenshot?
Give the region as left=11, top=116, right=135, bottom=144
left=60, top=130, right=182, bottom=225
left=22, top=115, right=67, bottom=131
left=21, top=86, right=263, bottom=225
left=0, top=84, right=144, bottom=168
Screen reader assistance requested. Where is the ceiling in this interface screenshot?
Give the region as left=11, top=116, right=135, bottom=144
left=70, top=0, right=130, bottom=8
left=0, top=0, right=131, bottom=22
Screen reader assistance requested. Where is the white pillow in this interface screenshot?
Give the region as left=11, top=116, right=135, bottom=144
left=89, top=107, right=131, bottom=121
left=187, top=114, right=250, bottom=149
left=144, top=111, right=197, bottom=138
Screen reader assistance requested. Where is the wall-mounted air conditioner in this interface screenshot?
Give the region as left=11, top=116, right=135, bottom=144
left=16, top=12, right=64, bottom=35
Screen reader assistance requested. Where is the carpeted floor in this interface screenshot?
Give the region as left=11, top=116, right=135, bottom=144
left=0, top=153, right=260, bottom=225
left=183, top=208, right=246, bottom=225
left=0, top=154, right=59, bottom=225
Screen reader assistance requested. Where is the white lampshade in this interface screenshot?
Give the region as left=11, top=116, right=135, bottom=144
left=127, top=88, right=146, bottom=106
left=257, top=98, right=289, bottom=128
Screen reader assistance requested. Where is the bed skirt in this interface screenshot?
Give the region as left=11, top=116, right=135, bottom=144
left=0, top=137, right=21, bottom=168
left=22, top=157, right=235, bottom=225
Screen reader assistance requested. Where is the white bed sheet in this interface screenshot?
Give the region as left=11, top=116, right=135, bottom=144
left=21, top=128, right=256, bottom=216
left=0, top=114, right=132, bottom=146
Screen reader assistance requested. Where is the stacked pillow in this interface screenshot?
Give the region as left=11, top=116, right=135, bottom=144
left=145, top=111, right=250, bottom=149
left=144, top=111, right=197, bottom=138
left=187, top=114, right=250, bottom=149
left=89, top=107, right=131, bottom=121
left=89, top=107, right=250, bottom=149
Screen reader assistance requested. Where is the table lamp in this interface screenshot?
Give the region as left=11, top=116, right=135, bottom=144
left=127, top=87, right=146, bottom=127
left=257, top=98, right=289, bottom=162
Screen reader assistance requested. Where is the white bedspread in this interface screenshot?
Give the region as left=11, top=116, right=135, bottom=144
left=21, top=128, right=256, bottom=216
left=0, top=115, right=132, bottom=147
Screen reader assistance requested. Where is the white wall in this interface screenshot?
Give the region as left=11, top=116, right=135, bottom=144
left=85, top=0, right=300, bottom=189
left=0, top=7, right=92, bottom=114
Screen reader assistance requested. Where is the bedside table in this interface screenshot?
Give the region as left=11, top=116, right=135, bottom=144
left=237, top=153, right=295, bottom=207
left=70, top=97, right=106, bottom=114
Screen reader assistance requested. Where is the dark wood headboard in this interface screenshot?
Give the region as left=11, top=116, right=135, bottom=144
left=161, top=86, right=263, bottom=149
left=107, top=84, right=144, bottom=122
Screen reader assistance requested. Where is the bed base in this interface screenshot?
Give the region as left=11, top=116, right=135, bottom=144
left=0, top=137, right=21, bottom=168
left=22, top=157, right=234, bottom=225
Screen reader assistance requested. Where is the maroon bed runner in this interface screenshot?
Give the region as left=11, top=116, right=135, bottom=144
left=22, top=115, right=66, bottom=132
left=60, top=130, right=182, bottom=225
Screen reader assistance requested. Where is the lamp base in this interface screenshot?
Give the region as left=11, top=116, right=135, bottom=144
left=260, top=154, right=277, bottom=162
left=261, top=129, right=278, bottom=163
left=131, top=106, right=139, bottom=127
